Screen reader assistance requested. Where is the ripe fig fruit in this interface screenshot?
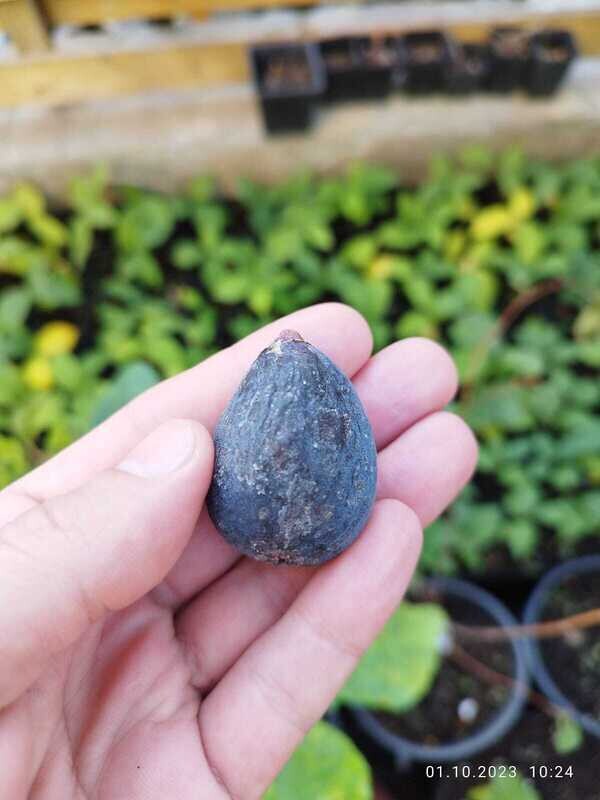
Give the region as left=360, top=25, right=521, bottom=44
left=207, top=330, right=377, bottom=565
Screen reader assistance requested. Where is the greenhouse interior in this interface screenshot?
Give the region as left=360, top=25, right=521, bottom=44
left=0, top=1, right=600, bottom=799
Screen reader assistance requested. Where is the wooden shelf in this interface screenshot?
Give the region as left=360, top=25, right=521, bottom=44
left=2, top=1, right=600, bottom=108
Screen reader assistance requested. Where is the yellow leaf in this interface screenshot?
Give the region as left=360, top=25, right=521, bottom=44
left=34, top=321, right=80, bottom=357
left=22, top=356, right=54, bottom=391
left=470, top=205, right=513, bottom=241
left=13, top=182, right=45, bottom=219
left=368, top=255, right=394, bottom=280
left=508, top=187, right=536, bottom=221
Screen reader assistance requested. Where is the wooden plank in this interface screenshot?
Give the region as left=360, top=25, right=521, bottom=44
left=0, top=41, right=248, bottom=107
left=203, top=0, right=323, bottom=9
left=0, top=0, right=48, bottom=52
left=41, top=0, right=324, bottom=25
left=40, top=1, right=208, bottom=25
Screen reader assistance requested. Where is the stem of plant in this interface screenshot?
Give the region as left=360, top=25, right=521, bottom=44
left=453, top=606, right=600, bottom=643
left=462, top=277, right=563, bottom=398
left=450, top=642, right=559, bottom=719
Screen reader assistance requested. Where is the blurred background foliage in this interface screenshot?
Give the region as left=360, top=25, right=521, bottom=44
left=1, top=148, right=598, bottom=579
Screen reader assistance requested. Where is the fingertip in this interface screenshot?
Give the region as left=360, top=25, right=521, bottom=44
left=353, top=336, right=459, bottom=448
left=317, top=302, right=374, bottom=353
left=289, top=302, right=374, bottom=374
left=186, top=419, right=215, bottom=469
left=401, top=337, right=459, bottom=403
left=438, top=410, right=479, bottom=484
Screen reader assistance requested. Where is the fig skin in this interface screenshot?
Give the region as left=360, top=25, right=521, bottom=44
left=207, top=330, right=377, bottom=566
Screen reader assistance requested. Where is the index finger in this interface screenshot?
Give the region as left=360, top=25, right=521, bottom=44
left=5, top=303, right=372, bottom=502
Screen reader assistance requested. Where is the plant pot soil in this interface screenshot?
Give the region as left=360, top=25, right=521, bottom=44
left=374, top=596, right=512, bottom=746
left=524, top=556, right=600, bottom=738
left=446, top=43, right=490, bottom=95
left=432, top=710, right=600, bottom=800
left=320, top=36, right=396, bottom=102
left=401, top=31, right=452, bottom=94
left=345, top=579, right=528, bottom=773
left=526, top=30, right=577, bottom=97
left=487, top=27, right=529, bottom=93
left=249, top=43, right=325, bottom=134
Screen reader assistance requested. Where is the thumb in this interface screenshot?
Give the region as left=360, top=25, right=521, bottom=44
left=0, top=419, right=213, bottom=710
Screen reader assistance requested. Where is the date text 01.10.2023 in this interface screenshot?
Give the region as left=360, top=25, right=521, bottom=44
left=425, top=764, right=574, bottom=779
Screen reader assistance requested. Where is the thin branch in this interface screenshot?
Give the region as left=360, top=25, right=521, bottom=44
left=462, top=277, right=563, bottom=397
left=450, top=642, right=557, bottom=719
left=453, top=607, right=600, bottom=643
left=498, top=278, right=564, bottom=334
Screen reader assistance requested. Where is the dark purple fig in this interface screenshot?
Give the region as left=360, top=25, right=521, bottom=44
left=207, top=330, right=377, bottom=565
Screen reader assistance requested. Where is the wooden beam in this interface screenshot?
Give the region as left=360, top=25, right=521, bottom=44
left=40, top=1, right=208, bottom=25
left=0, top=0, right=48, bottom=52
left=40, top=0, right=324, bottom=26
left=0, top=41, right=248, bottom=107
left=443, top=13, right=600, bottom=57
left=203, top=0, right=323, bottom=9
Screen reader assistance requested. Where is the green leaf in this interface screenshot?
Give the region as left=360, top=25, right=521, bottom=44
left=0, top=435, right=29, bottom=485
left=535, top=500, right=585, bottom=543
left=263, top=722, right=372, bottom=800
left=29, top=214, right=68, bottom=249
left=0, top=196, right=22, bottom=233
left=337, top=603, right=449, bottom=712
left=512, top=221, right=545, bottom=265
left=90, top=362, right=160, bottom=426
left=171, top=239, right=203, bottom=270
left=118, top=252, right=163, bottom=288
left=248, top=284, right=273, bottom=316
left=557, top=421, right=600, bottom=460
left=505, top=519, right=538, bottom=561
left=553, top=713, right=584, bottom=755
left=341, top=235, right=378, bottom=270
left=116, top=195, right=175, bottom=252
left=0, top=287, right=31, bottom=330
left=468, top=772, right=541, bottom=800
left=396, top=311, right=438, bottom=340
left=13, top=182, right=45, bottom=219
left=503, top=484, right=541, bottom=517
left=464, top=385, right=534, bottom=433
left=188, top=175, right=216, bottom=203
left=27, top=264, right=81, bottom=310
left=69, top=217, right=94, bottom=268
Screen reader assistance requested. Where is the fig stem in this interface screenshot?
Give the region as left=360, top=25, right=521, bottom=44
left=276, top=329, right=304, bottom=343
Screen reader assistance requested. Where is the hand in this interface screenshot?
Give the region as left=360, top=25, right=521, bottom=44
left=0, top=304, right=476, bottom=800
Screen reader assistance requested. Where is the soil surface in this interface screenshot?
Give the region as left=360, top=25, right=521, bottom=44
left=539, top=572, right=600, bottom=720
left=374, top=595, right=513, bottom=746
left=263, top=57, right=312, bottom=91
left=493, top=31, right=528, bottom=58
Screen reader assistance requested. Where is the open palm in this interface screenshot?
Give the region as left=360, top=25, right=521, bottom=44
left=0, top=304, right=476, bottom=800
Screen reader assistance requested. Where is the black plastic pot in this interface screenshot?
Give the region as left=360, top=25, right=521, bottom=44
left=487, top=27, right=529, bottom=93
left=345, top=578, right=529, bottom=771
left=525, top=29, right=577, bottom=97
left=523, top=555, right=600, bottom=739
left=320, top=36, right=396, bottom=102
left=446, top=43, right=490, bottom=95
left=401, top=31, right=453, bottom=95
left=249, top=42, right=326, bottom=135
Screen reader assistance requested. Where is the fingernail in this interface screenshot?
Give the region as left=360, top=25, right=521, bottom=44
left=118, top=421, right=196, bottom=478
